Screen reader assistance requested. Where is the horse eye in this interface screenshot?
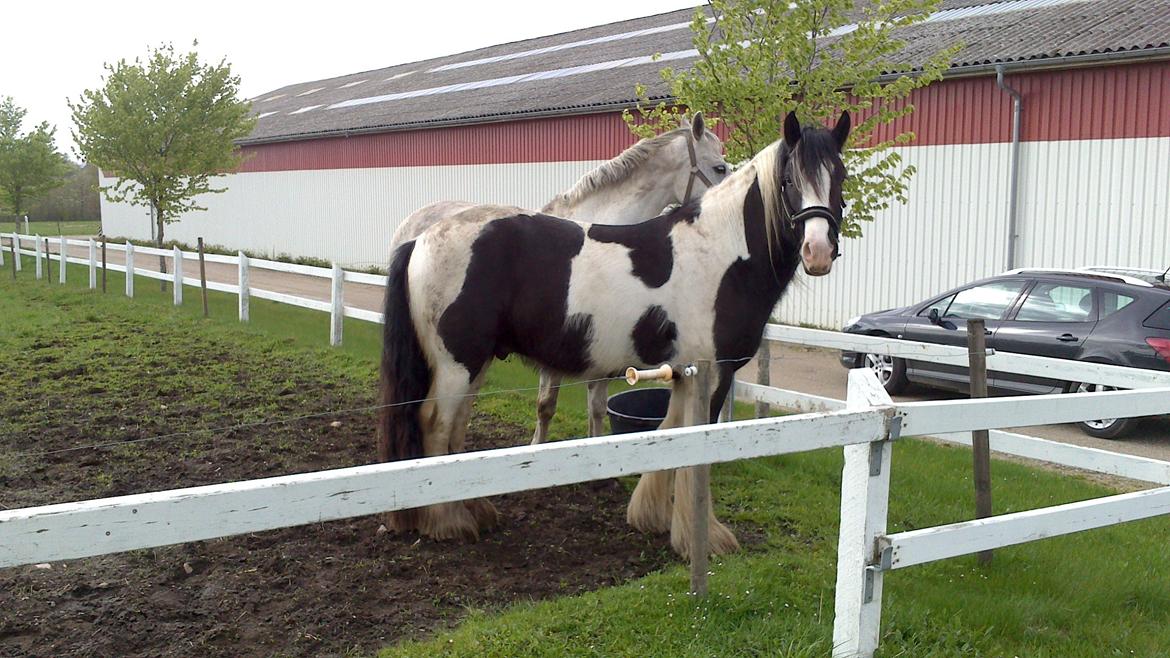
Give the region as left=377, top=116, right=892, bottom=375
left=713, top=164, right=727, bottom=175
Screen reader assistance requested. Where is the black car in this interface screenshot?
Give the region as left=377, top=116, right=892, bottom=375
left=839, top=268, right=1170, bottom=438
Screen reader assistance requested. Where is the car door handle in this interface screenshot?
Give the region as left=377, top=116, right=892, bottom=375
left=1057, top=333, right=1079, bottom=342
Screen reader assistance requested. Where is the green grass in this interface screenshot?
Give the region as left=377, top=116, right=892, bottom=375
left=20, top=220, right=102, bottom=236
left=4, top=254, right=1170, bottom=657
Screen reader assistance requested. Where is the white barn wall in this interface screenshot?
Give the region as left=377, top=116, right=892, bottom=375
left=100, top=160, right=604, bottom=269
left=100, top=137, right=1170, bottom=327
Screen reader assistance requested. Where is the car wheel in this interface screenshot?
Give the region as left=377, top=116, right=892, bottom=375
left=863, top=353, right=908, bottom=395
left=1066, top=381, right=1138, bottom=439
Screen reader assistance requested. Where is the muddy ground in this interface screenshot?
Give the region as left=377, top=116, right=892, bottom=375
left=0, top=305, right=677, bottom=658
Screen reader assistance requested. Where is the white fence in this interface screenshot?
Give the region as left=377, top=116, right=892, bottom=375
left=5, top=232, right=1170, bottom=657
left=5, top=232, right=389, bottom=346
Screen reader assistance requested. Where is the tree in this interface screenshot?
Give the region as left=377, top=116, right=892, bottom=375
left=70, top=42, right=256, bottom=284
left=0, top=97, right=71, bottom=233
left=623, top=0, right=960, bottom=237
left=27, top=161, right=102, bottom=228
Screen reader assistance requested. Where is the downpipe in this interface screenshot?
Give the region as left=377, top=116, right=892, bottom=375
left=996, top=64, right=1023, bottom=270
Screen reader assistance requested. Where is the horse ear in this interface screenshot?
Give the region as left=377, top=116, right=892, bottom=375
left=783, top=111, right=801, bottom=148
left=832, top=111, right=852, bottom=151
left=690, top=112, right=706, bottom=140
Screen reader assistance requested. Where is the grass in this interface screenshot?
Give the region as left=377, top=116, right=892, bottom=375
left=19, top=220, right=101, bottom=236
left=4, top=253, right=1170, bottom=657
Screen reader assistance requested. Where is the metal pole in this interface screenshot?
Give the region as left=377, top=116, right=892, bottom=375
left=689, top=359, right=713, bottom=596
left=330, top=263, right=344, bottom=346
left=967, top=319, right=993, bottom=565
left=755, top=342, right=771, bottom=418
left=58, top=236, right=66, bottom=284
left=172, top=246, right=183, bottom=306
left=997, top=65, right=1023, bottom=270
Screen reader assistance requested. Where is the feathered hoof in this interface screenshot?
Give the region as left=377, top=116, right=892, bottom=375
left=463, top=498, right=500, bottom=531
left=670, top=519, right=740, bottom=559
left=627, top=474, right=674, bottom=534
left=384, top=508, right=422, bottom=534
left=420, top=502, right=480, bottom=542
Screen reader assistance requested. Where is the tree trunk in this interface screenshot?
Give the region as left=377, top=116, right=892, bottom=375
left=154, top=203, right=168, bottom=293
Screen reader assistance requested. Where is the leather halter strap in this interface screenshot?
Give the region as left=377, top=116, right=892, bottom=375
left=683, top=130, right=715, bottom=204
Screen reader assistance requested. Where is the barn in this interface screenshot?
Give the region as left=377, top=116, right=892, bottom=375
left=98, top=0, right=1170, bottom=328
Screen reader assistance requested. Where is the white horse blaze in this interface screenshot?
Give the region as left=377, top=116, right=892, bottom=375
left=798, top=165, right=835, bottom=275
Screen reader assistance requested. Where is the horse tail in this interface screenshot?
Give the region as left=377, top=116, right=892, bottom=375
left=376, top=239, right=431, bottom=464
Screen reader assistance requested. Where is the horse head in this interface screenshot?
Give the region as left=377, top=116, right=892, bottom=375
left=771, top=111, right=851, bottom=277
left=670, top=112, right=730, bottom=204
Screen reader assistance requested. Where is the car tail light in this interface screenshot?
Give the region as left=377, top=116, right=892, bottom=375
left=1147, top=337, right=1170, bottom=364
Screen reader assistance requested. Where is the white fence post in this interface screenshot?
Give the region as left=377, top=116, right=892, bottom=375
left=172, top=246, right=183, bottom=306
left=34, top=235, right=42, bottom=279
left=12, top=234, right=20, bottom=272
left=832, top=369, right=898, bottom=658
left=58, top=236, right=66, bottom=284
left=330, top=263, right=344, bottom=346
left=125, top=242, right=135, bottom=298
left=88, top=239, right=97, bottom=289
left=0, top=233, right=4, bottom=268
left=238, top=251, right=250, bottom=322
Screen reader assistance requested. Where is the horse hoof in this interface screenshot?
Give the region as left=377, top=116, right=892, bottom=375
left=669, top=521, right=740, bottom=559
left=627, top=504, right=672, bottom=534
left=420, top=503, right=480, bottom=542
left=384, top=508, right=422, bottom=534
left=463, top=498, right=500, bottom=531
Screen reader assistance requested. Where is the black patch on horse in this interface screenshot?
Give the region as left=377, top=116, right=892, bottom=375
left=712, top=176, right=799, bottom=364
left=631, top=305, right=678, bottom=364
left=586, top=201, right=698, bottom=288
left=437, top=214, right=594, bottom=379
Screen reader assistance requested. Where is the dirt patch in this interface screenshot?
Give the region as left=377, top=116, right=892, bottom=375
left=1, top=413, right=676, bottom=658
left=0, top=303, right=677, bottom=658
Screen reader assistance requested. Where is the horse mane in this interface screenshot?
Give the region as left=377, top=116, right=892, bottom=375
left=542, top=128, right=689, bottom=213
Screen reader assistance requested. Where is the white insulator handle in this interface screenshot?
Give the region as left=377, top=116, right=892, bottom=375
left=625, top=364, right=674, bottom=386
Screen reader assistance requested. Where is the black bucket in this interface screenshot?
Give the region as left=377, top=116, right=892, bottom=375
left=606, top=387, right=672, bottom=434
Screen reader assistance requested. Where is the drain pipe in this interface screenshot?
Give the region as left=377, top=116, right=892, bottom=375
left=996, top=64, right=1023, bottom=270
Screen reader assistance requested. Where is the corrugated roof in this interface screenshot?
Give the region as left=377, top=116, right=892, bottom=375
left=244, top=0, right=1170, bottom=144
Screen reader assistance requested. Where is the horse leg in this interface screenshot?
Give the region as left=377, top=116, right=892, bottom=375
left=587, top=380, right=608, bottom=437
left=670, top=372, right=739, bottom=558
left=531, top=370, right=560, bottom=445
left=447, top=369, right=500, bottom=532
left=627, top=382, right=688, bottom=534
left=669, top=465, right=740, bottom=559
left=416, top=367, right=482, bottom=542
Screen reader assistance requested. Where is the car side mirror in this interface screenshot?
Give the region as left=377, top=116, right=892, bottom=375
left=928, top=308, right=941, bottom=325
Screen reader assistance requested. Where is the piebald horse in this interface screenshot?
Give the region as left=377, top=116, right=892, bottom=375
left=377, top=111, right=850, bottom=558
left=389, top=114, right=729, bottom=444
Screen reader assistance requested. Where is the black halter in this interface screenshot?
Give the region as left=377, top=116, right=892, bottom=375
left=779, top=174, right=843, bottom=259
left=683, top=130, right=715, bottom=204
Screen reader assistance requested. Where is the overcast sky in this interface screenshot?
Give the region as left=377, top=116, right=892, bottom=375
left=3, top=0, right=701, bottom=158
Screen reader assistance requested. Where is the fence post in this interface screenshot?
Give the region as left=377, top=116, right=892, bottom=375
left=330, top=263, right=344, bottom=346
left=12, top=233, right=20, bottom=274
left=238, top=251, right=250, bottom=322
left=58, top=236, right=66, bottom=284
left=101, top=238, right=107, bottom=292
left=0, top=233, right=4, bottom=269
left=172, top=246, right=183, bottom=306
left=832, top=369, right=898, bottom=658
left=35, top=235, right=43, bottom=280
left=88, top=238, right=97, bottom=289
left=125, top=242, right=135, bottom=298
left=967, top=318, right=993, bottom=565
left=755, top=341, right=771, bottom=418
left=197, top=238, right=209, bottom=318
left=689, top=359, right=713, bottom=596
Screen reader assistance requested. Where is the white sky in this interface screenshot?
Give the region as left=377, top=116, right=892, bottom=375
left=2, top=0, right=701, bottom=158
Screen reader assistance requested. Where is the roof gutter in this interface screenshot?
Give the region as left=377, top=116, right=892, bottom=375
left=996, top=64, right=1023, bottom=271
left=239, top=47, right=1170, bottom=147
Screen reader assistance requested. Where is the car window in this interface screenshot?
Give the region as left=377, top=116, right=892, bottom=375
left=918, top=294, right=955, bottom=318
left=1100, top=291, right=1136, bottom=318
left=1015, top=283, right=1094, bottom=322
left=943, top=280, right=1026, bottom=320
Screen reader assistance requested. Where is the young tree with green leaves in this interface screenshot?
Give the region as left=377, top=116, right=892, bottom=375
left=624, top=0, right=959, bottom=238
left=0, top=97, right=71, bottom=233
left=70, top=42, right=256, bottom=284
